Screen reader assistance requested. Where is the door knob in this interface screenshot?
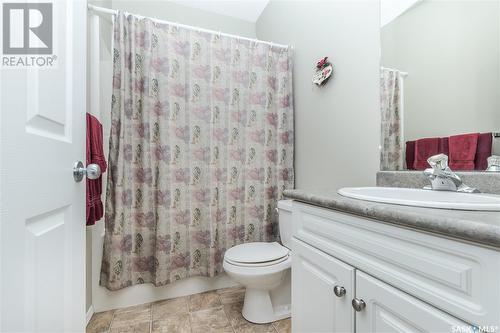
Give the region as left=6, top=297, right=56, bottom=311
left=352, top=298, right=366, bottom=312
left=73, top=161, right=101, bottom=182
left=333, top=285, right=346, bottom=297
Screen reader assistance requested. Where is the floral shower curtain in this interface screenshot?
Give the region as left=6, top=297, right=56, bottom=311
left=100, top=12, right=294, bottom=290
left=380, top=68, right=404, bottom=170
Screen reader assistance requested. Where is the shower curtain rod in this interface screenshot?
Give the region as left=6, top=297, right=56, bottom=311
left=87, top=4, right=291, bottom=50
left=381, top=66, right=408, bottom=77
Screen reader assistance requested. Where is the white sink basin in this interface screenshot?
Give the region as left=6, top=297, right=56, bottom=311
left=338, top=187, right=500, bottom=211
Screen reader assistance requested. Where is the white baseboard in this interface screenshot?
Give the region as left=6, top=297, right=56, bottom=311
left=86, top=305, right=95, bottom=326
left=92, top=273, right=238, bottom=312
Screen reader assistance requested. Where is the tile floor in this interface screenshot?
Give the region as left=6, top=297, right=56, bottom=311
left=86, top=286, right=291, bottom=333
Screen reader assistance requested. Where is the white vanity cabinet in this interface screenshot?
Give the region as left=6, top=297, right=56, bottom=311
left=292, top=239, right=355, bottom=333
left=291, top=201, right=500, bottom=333
left=356, top=271, right=467, bottom=332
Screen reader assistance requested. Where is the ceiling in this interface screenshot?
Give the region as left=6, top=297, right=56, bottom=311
left=380, top=0, right=422, bottom=27
left=171, top=0, right=269, bottom=22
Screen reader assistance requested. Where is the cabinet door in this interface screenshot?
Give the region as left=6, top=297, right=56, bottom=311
left=355, top=271, right=469, bottom=333
left=292, top=239, right=355, bottom=333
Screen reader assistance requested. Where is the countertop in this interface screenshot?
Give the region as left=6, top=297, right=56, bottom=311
left=283, top=188, right=500, bottom=249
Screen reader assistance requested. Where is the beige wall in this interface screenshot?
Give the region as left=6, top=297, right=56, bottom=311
left=256, top=0, right=381, bottom=191
left=381, top=0, right=500, bottom=141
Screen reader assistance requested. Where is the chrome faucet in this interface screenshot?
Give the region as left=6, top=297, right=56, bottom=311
left=423, top=154, right=480, bottom=193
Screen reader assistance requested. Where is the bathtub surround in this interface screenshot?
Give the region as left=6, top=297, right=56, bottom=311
left=101, top=12, right=294, bottom=290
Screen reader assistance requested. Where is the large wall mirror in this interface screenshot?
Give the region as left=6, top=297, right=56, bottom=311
left=380, top=0, right=500, bottom=172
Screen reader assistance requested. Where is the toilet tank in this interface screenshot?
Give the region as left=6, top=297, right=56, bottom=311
left=277, top=200, right=293, bottom=249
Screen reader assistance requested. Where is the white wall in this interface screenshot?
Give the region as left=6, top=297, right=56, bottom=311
left=87, top=0, right=253, bottom=313
left=381, top=0, right=500, bottom=142
left=256, top=0, right=381, bottom=191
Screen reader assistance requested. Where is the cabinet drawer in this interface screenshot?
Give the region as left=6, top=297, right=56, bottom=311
left=292, top=202, right=500, bottom=326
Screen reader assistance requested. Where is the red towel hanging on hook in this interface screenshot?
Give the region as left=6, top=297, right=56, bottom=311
left=86, top=113, right=107, bottom=226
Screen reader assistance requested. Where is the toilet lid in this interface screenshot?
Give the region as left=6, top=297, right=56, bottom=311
left=224, top=242, right=289, bottom=264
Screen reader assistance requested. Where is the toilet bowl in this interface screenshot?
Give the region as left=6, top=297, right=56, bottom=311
left=223, top=200, right=293, bottom=324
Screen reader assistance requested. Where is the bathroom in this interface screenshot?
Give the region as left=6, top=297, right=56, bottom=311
left=1, top=0, right=500, bottom=332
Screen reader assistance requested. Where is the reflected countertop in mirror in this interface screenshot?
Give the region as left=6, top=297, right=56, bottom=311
left=377, top=170, right=500, bottom=194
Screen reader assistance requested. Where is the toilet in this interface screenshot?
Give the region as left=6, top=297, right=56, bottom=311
left=223, top=200, right=293, bottom=324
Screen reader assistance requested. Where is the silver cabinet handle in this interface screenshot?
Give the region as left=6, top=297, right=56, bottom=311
left=352, top=298, right=366, bottom=312
left=73, top=161, right=101, bottom=182
left=333, top=285, right=346, bottom=297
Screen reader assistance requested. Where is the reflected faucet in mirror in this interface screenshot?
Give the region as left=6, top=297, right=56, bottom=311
left=487, top=155, right=500, bottom=172
left=423, top=154, right=480, bottom=193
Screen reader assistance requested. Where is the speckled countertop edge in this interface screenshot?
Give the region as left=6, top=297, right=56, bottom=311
left=283, top=189, right=500, bottom=249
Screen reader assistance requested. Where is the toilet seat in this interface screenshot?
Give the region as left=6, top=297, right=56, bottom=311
left=224, top=242, right=289, bottom=267
left=225, top=254, right=290, bottom=267
left=222, top=201, right=293, bottom=324
left=222, top=240, right=292, bottom=324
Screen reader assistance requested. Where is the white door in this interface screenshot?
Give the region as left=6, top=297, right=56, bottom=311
left=355, top=271, right=468, bottom=333
left=0, top=0, right=86, bottom=331
left=292, top=239, right=355, bottom=333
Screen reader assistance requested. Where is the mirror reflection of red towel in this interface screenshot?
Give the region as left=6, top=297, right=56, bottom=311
left=405, top=141, right=415, bottom=169
left=449, top=133, right=479, bottom=171
left=413, top=138, right=439, bottom=170
left=474, top=133, right=492, bottom=170
left=86, top=113, right=107, bottom=226
left=407, top=133, right=491, bottom=171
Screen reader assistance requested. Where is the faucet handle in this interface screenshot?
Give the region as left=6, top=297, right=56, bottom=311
left=427, top=154, right=449, bottom=171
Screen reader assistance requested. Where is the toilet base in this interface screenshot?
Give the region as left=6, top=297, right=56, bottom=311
left=240, top=269, right=291, bottom=324
left=242, top=288, right=291, bottom=324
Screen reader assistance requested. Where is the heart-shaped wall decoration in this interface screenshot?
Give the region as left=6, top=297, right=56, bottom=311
left=312, top=56, right=333, bottom=86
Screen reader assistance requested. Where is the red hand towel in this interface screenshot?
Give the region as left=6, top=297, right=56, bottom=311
left=474, top=133, right=492, bottom=170
left=449, top=133, right=479, bottom=171
left=413, top=138, right=439, bottom=170
left=86, top=113, right=107, bottom=226
left=405, top=141, right=415, bottom=170
left=438, top=137, right=449, bottom=156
